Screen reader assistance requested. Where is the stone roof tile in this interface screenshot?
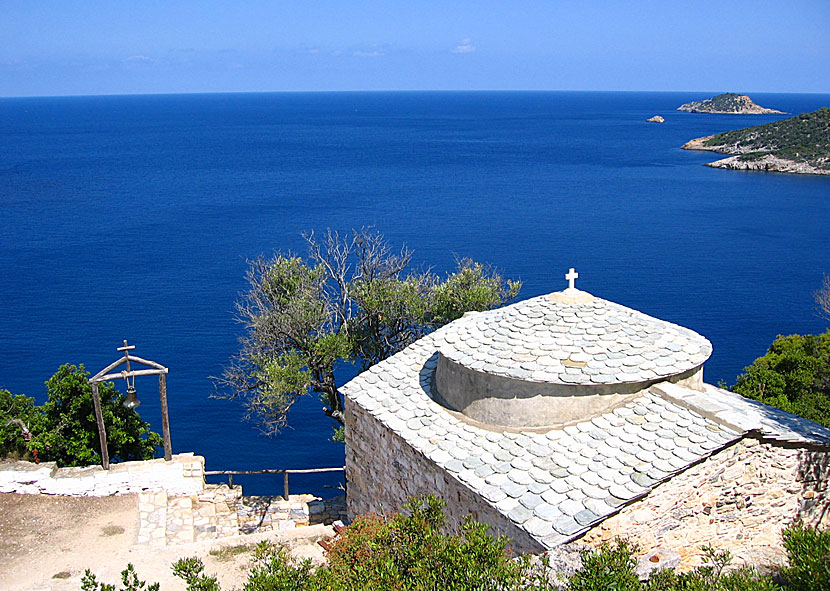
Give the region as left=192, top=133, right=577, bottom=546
left=438, top=292, right=711, bottom=385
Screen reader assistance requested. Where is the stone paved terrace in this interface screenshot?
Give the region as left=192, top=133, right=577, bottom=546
left=342, top=315, right=830, bottom=550
left=440, top=290, right=712, bottom=385
left=0, top=453, right=348, bottom=548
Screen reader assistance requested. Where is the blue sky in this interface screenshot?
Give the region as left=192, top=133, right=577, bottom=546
left=2, top=1, right=828, bottom=96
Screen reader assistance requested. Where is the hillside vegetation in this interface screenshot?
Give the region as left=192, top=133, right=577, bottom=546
left=703, top=107, right=830, bottom=166
left=682, top=107, right=830, bottom=174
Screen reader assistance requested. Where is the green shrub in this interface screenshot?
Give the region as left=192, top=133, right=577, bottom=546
left=565, top=539, right=641, bottom=591
left=732, top=332, right=830, bottom=429
left=86, top=502, right=830, bottom=591
left=781, top=523, right=830, bottom=591
left=566, top=542, right=778, bottom=591
left=1, top=364, right=162, bottom=467
left=322, top=495, right=547, bottom=591
left=643, top=547, right=779, bottom=591
left=171, top=556, right=222, bottom=591
left=240, top=543, right=318, bottom=591
left=81, top=563, right=159, bottom=591
left=0, top=388, right=40, bottom=459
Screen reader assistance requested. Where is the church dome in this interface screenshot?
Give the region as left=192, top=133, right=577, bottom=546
left=439, top=290, right=711, bottom=386
left=433, top=274, right=712, bottom=428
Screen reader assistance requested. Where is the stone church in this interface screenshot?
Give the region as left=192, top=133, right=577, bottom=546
left=342, top=270, right=830, bottom=570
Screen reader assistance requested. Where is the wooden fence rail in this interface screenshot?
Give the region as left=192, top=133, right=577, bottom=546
left=204, top=466, right=345, bottom=499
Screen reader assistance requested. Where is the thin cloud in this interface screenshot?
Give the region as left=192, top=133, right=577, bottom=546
left=451, top=39, right=475, bottom=54
left=124, top=55, right=152, bottom=62
left=352, top=50, right=385, bottom=57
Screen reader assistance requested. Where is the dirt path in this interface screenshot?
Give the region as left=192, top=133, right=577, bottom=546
left=0, top=493, right=332, bottom=591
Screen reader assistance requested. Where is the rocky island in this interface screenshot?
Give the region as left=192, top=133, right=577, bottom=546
left=677, top=93, right=786, bottom=114
left=682, top=107, right=830, bottom=175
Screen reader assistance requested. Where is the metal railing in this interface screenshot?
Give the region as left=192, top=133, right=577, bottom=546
left=204, top=466, right=345, bottom=499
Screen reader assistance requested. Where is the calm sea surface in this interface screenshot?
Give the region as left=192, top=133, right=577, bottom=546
left=1, top=91, right=829, bottom=496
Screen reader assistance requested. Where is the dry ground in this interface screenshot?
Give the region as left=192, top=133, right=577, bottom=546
left=0, top=493, right=331, bottom=591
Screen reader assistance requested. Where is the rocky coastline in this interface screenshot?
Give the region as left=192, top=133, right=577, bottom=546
left=682, top=135, right=829, bottom=176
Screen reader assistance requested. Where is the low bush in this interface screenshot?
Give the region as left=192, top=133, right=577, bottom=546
left=1, top=364, right=162, bottom=467
left=0, top=388, right=40, bottom=460
left=81, top=563, right=159, bottom=591
left=82, top=500, right=829, bottom=591
left=780, top=523, right=830, bottom=591
left=731, top=332, right=830, bottom=429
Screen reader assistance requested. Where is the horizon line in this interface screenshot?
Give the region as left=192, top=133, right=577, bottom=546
left=3, top=88, right=829, bottom=100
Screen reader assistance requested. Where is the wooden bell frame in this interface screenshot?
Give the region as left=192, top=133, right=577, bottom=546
left=89, top=340, right=172, bottom=469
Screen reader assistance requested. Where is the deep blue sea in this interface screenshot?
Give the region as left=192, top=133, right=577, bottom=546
left=1, top=91, right=829, bottom=496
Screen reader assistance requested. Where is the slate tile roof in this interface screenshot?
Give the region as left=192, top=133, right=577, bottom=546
left=441, top=292, right=712, bottom=385
left=344, top=284, right=830, bottom=549
left=655, top=381, right=830, bottom=447
left=343, top=323, right=747, bottom=549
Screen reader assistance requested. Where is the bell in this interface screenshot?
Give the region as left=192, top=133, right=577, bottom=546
left=123, top=385, right=140, bottom=409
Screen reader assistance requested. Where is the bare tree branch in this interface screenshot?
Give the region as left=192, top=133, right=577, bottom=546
left=215, top=228, right=521, bottom=439
left=816, top=274, right=830, bottom=322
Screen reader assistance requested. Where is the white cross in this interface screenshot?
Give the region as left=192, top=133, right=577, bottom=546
left=565, top=268, right=578, bottom=290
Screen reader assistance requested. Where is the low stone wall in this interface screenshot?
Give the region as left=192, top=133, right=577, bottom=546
left=580, top=437, right=830, bottom=571
left=345, top=396, right=544, bottom=553
left=0, top=453, right=205, bottom=497
left=238, top=494, right=348, bottom=533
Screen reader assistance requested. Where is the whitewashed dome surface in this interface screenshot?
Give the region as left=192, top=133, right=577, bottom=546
left=439, top=290, right=712, bottom=386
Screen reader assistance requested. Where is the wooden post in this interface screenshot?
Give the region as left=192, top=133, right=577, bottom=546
left=283, top=471, right=290, bottom=500
left=159, top=373, right=172, bottom=461
left=90, top=382, right=110, bottom=470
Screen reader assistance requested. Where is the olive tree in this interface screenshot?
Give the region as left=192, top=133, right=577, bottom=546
left=217, top=229, right=520, bottom=439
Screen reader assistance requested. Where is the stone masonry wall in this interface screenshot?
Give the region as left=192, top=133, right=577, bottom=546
left=580, top=437, right=830, bottom=571
left=345, top=396, right=545, bottom=553
left=0, top=453, right=205, bottom=496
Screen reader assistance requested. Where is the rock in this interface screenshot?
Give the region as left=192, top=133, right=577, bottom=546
left=646, top=115, right=665, bottom=123
left=703, top=154, right=830, bottom=175
left=636, top=546, right=682, bottom=579
left=542, top=543, right=586, bottom=587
